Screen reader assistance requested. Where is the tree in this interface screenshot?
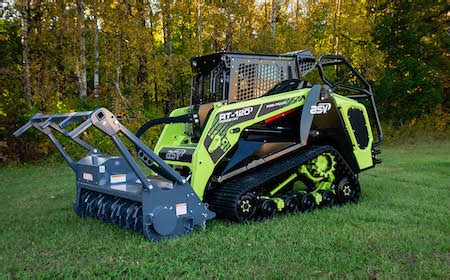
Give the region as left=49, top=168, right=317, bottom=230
left=93, top=0, right=100, bottom=98
left=371, top=0, right=448, bottom=122
left=20, top=0, right=32, bottom=106
left=270, top=0, right=276, bottom=50
left=76, top=0, right=87, bottom=99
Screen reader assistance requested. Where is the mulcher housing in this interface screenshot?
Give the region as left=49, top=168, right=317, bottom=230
left=15, top=50, right=382, bottom=241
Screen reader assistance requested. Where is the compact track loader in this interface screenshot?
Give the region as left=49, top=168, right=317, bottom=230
left=15, top=50, right=382, bottom=241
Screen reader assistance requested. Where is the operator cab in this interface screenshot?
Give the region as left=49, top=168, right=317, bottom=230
left=189, top=51, right=316, bottom=135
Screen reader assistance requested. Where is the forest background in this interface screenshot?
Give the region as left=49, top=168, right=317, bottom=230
left=0, top=0, right=448, bottom=163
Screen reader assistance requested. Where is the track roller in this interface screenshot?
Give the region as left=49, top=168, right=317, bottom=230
left=298, top=193, right=315, bottom=212
left=283, top=192, right=299, bottom=213
left=320, top=190, right=336, bottom=207
left=258, top=199, right=277, bottom=219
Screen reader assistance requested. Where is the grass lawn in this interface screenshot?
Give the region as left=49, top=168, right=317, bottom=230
left=1, top=140, right=449, bottom=278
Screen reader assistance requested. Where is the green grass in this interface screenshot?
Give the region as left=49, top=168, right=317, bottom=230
left=1, top=140, right=449, bottom=278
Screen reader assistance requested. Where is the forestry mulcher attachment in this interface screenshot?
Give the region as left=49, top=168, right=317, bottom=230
left=15, top=50, right=382, bottom=241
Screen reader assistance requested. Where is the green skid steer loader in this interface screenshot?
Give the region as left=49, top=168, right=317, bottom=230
left=14, top=50, right=382, bottom=241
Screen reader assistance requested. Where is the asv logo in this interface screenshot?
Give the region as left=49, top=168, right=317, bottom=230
left=165, top=149, right=186, bottom=160
left=310, top=103, right=332, bottom=115
left=218, top=107, right=254, bottom=123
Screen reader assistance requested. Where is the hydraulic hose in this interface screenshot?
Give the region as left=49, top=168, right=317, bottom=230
left=135, top=114, right=195, bottom=139
left=134, top=113, right=197, bottom=179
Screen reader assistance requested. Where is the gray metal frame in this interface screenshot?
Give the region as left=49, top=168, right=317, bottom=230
left=14, top=108, right=185, bottom=189
left=14, top=108, right=215, bottom=241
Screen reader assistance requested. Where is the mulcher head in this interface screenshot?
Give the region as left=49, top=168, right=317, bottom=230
left=14, top=108, right=215, bottom=241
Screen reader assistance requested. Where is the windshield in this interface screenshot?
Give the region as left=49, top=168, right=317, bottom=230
left=191, top=65, right=228, bottom=105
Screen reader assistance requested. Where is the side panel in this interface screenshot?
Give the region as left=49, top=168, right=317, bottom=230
left=191, top=88, right=310, bottom=199
left=333, top=94, right=374, bottom=170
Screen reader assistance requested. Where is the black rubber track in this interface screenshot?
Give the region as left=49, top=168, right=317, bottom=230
left=206, top=145, right=359, bottom=222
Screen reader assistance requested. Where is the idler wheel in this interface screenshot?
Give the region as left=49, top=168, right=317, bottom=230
left=236, top=193, right=258, bottom=221
left=336, top=177, right=360, bottom=204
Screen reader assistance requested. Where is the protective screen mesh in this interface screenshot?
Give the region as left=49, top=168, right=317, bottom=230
left=236, top=63, right=284, bottom=101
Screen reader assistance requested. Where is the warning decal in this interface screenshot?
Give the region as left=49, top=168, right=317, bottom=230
left=110, top=174, right=127, bottom=184
left=82, top=172, right=93, bottom=181
left=176, top=203, right=187, bottom=216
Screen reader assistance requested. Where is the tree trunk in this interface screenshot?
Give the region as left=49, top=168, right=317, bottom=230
left=162, top=0, right=174, bottom=112
left=113, top=35, right=128, bottom=114
left=154, top=77, right=158, bottom=108
left=225, top=9, right=232, bottom=51
left=20, top=0, right=32, bottom=106
left=262, top=1, right=268, bottom=52
left=162, top=1, right=173, bottom=54
left=294, top=0, right=300, bottom=32
left=77, top=1, right=87, bottom=99
left=212, top=23, right=218, bottom=51
left=145, top=1, right=158, bottom=111
left=197, top=0, right=203, bottom=53
left=179, top=73, right=185, bottom=107
left=333, top=0, right=342, bottom=55
left=137, top=1, right=149, bottom=109
left=270, top=0, right=277, bottom=50
left=93, top=0, right=100, bottom=98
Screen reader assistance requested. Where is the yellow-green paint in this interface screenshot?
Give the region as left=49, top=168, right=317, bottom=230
left=271, top=197, right=285, bottom=211
left=269, top=173, right=297, bottom=196
left=154, top=106, right=193, bottom=155
left=190, top=88, right=310, bottom=199
left=333, top=94, right=374, bottom=170
left=153, top=89, right=374, bottom=201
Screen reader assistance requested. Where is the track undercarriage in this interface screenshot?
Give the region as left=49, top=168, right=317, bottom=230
left=207, top=146, right=361, bottom=222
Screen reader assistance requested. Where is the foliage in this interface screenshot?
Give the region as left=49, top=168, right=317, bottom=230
left=0, top=0, right=448, bottom=163
left=370, top=0, right=449, bottom=122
